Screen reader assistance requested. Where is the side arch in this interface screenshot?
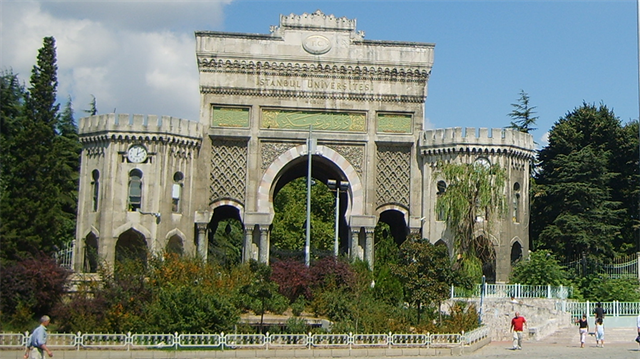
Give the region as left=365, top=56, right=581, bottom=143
left=376, top=204, right=409, bottom=224
left=84, top=226, right=100, bottom=239
left=256, top=144, right=364, bottom=218
left=211, top=199, right=245, bottom=222
left=113, top=222, right=152, bottom=242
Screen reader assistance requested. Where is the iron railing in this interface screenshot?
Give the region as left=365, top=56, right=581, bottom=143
left=451, top=283, right=572, bottom=299
left=556, top=300, right=640, bottom=318
left=0, top=327, right=489, bottom=350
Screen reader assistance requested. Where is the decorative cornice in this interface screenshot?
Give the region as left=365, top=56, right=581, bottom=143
left=200, top=86, right=426, bottom=104
left=420, top=146, right=534, bottom=160
left=197, top=58, right=430, bottom=81
left=80, top=133, right=202, bottom=149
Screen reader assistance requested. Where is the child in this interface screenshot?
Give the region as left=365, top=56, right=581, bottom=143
left=575, top=314, right=589, bottom=348
left=595, top=317, right=604, bottom=348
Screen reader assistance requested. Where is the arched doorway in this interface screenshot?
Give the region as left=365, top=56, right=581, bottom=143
left=268, top=153, right=351, bottom=264
left=166, top=235, right=184, bottom=256
left=84, top=233, right=99, bottom=273
left=475, top=235, right=496, bottom=283
left=208, top=205, right=243, bottom=267
left=511, top=241, right=523, bottom=265
left=115, top=229, right=147, bottom=265
left=378, top=209, right=407, bottom=248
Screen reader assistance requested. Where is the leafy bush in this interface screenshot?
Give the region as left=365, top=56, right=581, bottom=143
left=310, top=256, right=355, bottom=290
left=573, top=275, right=640, bottom=302
left=145, top=283, right=238, bottom=333
left=510, top=250, right=569, bottom=286
left=270, top=259, right=311, bottom=302
left=0, top=254, right=70, bottom=331
left=291, top=296, right=306, bottom=316
left=285, top=317, right=308, bottom=333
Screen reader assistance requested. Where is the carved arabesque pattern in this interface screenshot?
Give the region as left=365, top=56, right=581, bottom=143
left=376, top=144, right=411, bottom=207
left=210, top=140, right=247, bottom=204
left=261, top=142, right=300, bottom=170
left=330, top=144, right=364, bottom=177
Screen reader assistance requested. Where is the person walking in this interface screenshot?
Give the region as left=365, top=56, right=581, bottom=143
left=576, top=313, right=589, bottom=348
left=594, top=317, right=604, bottom=348
left=636, top=313, right=640, bottom=347
left=27, top=315, right=53, bottom=358
left=510, top=311, right=527, bottom=350
left=593, top=302, right=605, bottom=321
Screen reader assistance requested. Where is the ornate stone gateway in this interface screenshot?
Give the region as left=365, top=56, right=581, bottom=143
left=73, top=11, right=534, bottom=282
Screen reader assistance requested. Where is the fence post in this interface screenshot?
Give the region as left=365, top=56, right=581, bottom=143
left=451, top=284, right=454, bottom=299
left=637, top=252, right=640, bottom=280
left=547, top=285, right=551, bottom=299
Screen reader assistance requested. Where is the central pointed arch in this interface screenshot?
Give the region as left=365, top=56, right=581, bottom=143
left=256, top=144, right=364, bottom=218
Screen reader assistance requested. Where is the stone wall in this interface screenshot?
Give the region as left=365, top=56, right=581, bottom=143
left=447, top=298, right=572, bottom=341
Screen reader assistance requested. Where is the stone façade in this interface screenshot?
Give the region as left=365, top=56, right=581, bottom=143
left=72, top=10, right=534, bottom=282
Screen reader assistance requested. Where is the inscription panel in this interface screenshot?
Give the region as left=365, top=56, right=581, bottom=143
left=261, top=109, right=365, bottom=132
left=212, top=107, right=250, bottom=128
left=377, top=114, right=413, bottom=134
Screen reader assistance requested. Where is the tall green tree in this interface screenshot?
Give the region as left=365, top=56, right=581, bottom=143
left=507, top=90, right=538, bottom=133
left=270, top=178, right=335, bottom=255
left=391, top=235, right=466, bottom=324
left=532, top=103, right=628, bottom=262
left=0, top=70, right=26, bottom=215
left=434, top=160, right=507, bottom=281
left=53, top=98, right=81, bottom=245
left=0, top=36, right=80, bottom=262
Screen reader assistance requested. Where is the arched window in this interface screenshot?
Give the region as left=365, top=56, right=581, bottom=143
left=172, top=171, right=184, bottom=213
left=128, top=169, right=143, bottom=211
left=91, top=169, right=100, bottom=212
left=436, top=180, right=447, bottom=221
left=513, top=182, right=521, bottom=223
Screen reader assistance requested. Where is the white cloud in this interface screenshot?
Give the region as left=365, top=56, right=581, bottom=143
left=537, top=131, right=549, bottom=150
left=1, top=0, right=232, bottom=121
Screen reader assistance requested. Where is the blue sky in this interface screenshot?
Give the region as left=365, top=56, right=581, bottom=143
left=2, top=0, right=638, bottom=146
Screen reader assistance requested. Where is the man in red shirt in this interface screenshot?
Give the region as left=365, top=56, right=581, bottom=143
left=510, top=311, right=527, bottom=350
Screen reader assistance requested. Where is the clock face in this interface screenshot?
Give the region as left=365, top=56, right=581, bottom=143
left=475, top=157, right=491, bottom=169
left=127, top=145, right=148, bottom=163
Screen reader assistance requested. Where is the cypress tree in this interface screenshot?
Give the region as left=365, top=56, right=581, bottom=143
left=1, top=37, right=63, bottom=261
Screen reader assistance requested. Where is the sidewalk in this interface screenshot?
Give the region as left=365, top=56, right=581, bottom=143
left=467, top=341, right=640, bottom=359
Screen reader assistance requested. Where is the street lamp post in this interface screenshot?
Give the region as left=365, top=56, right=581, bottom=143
left=305, top=127, right=316, bottom=267
left=327, top=179, right=349, bottom=258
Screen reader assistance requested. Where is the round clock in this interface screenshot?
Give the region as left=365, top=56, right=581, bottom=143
left=127, top=145, right=148, bottom=163
left=474, top=157, right=491, bottom=169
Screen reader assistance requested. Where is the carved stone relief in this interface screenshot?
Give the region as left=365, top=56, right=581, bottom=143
left=210, top=140, right=247, bottom=204
left=376, top=144, right=411, bottom=208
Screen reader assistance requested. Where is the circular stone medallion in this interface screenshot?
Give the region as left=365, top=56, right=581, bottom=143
left=302, top=35, right=332, bottom=55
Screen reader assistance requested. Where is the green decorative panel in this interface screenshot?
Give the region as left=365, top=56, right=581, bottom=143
left=212, top=107, right=250, bottom=128
left=261, top=109, right=365, bottom=132
left=377, top=114, right=412, bottom=134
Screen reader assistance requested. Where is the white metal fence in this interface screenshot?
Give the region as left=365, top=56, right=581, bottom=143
left=556, top=301, right=640, bottom=317
left=451, top=283, right=572, bottom=299
left=0, top=326, right=489, bottom=351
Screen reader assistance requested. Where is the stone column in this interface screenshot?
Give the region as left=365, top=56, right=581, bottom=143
left=196, top=222, right=208, bottom=261
left=258, top=225, right=270, bottom=264
left=364, top=227, right=375, bottom=270
left=243, top=226, right=254, bottom=263
left=350, top=228, right=362, bottom=261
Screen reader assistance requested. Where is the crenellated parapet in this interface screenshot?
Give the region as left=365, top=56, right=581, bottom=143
left=278, top=10, right=358, bottom=33
left=79, top=114, right=204, bottom=147
left=419, top=127, right=535, bottom=160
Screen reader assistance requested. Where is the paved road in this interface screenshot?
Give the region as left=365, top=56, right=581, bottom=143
left=464, top=341, right=640, bottom=359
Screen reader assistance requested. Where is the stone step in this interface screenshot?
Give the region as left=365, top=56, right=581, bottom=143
left=539, top=325, right=638, bottom=345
